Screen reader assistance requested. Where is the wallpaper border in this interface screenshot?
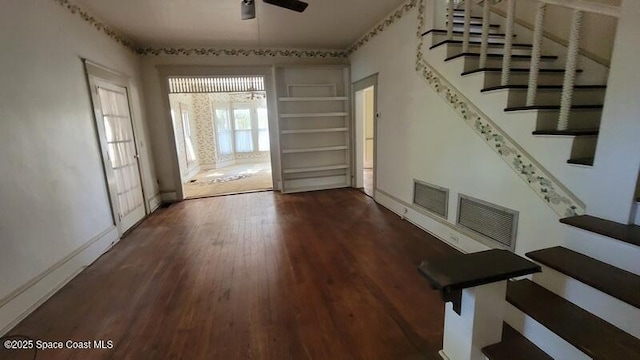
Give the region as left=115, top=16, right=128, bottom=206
left=52, top=0, right=418, bottom=58
left=413, top=0, right=585, bottom=218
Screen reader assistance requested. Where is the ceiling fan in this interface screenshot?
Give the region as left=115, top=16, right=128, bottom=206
left=241, top=0, right=309, bottom=20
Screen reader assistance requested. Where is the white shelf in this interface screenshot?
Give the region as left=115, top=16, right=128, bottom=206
left=279, top=97, right=348, bottom=102
left=282, top=146, right=348, bottom=154
left=281, top=127, right=349, bottom=134
left=284, top=183, right=349, bottom=194
left=280, top=112, right=348, bottom=118
left=283, top=164, right=349, bottom=174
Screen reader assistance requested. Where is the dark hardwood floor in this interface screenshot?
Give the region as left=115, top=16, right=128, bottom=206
left=4, top=189, right=457, bottom=360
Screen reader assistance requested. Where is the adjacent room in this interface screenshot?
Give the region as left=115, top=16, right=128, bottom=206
left=168, top=76, right=274, bottom=199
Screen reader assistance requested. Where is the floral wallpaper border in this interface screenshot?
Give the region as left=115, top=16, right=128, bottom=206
left=53, top=0, right=138, bottom=52
left=412, top=0, right=585, bottom=217
left=345, top=0, right=419, bottom=56
left=53, top=0, right=419, bottom=59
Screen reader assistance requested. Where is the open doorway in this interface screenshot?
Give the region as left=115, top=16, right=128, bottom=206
left=167, top=76, right=273, bottom=199
left=353, top=75, right=378, bottom=198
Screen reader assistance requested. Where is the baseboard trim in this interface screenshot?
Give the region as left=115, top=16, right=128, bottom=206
left=375, top=188, right=491, bottom=254
left=148, top=193, right=162, bottom=213
left=0, top=226, right=119, bottom=336
left=438, top=350, right=451, bottom=360
left=160, top=192, right=178, bottom=202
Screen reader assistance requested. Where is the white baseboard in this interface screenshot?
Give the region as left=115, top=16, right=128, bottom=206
left=0, top=226, right=119, bottom=336
left=160, top=192, right=178, bottom=202
left=438, top=350, right=451, bottom=360
left=148, top=193, right=162, bottom=213
left=375, top=188, right=490, bottom=254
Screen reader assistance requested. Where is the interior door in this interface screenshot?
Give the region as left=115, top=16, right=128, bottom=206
left=95, top=82, right=146, bottom=233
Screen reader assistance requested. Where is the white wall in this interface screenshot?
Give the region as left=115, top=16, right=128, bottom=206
left=140, top=56, right=347, bottom=197
left=0, top=0, right=157, bottom=333
left=350, top=7, right=567, bottom=256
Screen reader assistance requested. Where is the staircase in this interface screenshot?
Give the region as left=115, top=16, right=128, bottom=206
left=416, top=1, right=640, bottom=359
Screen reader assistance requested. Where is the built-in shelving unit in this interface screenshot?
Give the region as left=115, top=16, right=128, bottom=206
left=275, top=66, right=351, bottom=194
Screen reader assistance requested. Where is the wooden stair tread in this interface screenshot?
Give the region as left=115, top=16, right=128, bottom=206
left=482, top=84, right=606, bottom=92
left=482, top=324, right=553, bottom=360
left=506, top=104, right=603, bottom=112
left=560, top=215, right=640, bottom=247
left=451, top=14, right=484, bottom=20
left=430, top=40, right=533, bottom=50
left=446, top=53, right=558, bottom=62
left=532, top=129, right=599, bottom=136
left=507, top=279, right=640, bottom=360
left=462, top=68, right=583, bottom=76
left=527, top=246, right=640, bottom=309
left=567, top=157, right=595, bottom=166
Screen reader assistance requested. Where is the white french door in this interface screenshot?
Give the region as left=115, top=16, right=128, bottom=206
left=94, top=82, right=146, bottom=233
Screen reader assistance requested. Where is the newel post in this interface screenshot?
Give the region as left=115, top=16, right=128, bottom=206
left=418, top=250, right=541, bottom=360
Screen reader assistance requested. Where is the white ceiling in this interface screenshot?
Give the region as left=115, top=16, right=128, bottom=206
left=72, top=0, right=409, bottom=49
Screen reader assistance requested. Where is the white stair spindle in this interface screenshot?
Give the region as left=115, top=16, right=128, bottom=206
left=501, top=0, right=516, bottom=86
left=447, top=0, right=455, bottom=40
left=558, top=9, right=583, bottom=131
left=462, top=0, right=472, bottom=53
left=526, top=2, right=547, bottom=106
left=479, top=0, right=491, bottom=68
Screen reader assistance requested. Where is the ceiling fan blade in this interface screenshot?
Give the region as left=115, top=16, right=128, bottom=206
left=263, top=0, right=309, bottom=13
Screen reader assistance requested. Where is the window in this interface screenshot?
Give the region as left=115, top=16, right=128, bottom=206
left=233, top=108, right=253, bottom=153
left=214, top=102, right=270, bottom=156
left=215, top=108, right=233, bottom=156
left=257, top=107, right=270, bottom=151
left=180, top=103, right=197, bottom=165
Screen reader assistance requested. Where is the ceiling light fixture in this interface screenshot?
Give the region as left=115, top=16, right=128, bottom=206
left=241, top=0, right=256, bottom=20
left=241, top=0, right=309, bottom=21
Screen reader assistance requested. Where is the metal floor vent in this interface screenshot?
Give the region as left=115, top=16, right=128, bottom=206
left=457, top=195, right=519, bottom=251
left=413, top=180, right=449, bottom=219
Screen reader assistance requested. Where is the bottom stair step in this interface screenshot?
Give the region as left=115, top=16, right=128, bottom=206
left=506, top=279, right=640, bottom=360
left=567, top=157, right=595, bottom=166
left=483, top=323, right=552, bottom=360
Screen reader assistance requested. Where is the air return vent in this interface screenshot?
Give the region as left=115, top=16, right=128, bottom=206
left=413, top=180, right=449, bottom=219
left=457, top=195, right=519, bottom=251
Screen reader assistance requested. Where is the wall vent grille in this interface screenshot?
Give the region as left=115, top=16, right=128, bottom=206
left=457, top=195, right=518, bottom=250
left=413, top=180, right=449, bottom=219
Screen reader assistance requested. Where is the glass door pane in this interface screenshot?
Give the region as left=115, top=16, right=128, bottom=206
left=233, top=108, right=253, bottom=153
left=97, top=86, right=145, bottom=231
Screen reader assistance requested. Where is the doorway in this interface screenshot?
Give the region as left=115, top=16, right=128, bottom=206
left=86, top=63, right=146, bottom=234
left=167, top=76, right=274, bottom=199
left=353, top=75, right=378, bottom=198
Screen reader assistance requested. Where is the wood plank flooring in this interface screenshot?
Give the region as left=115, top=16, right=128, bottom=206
left=4, top=189, right=458, bottom=360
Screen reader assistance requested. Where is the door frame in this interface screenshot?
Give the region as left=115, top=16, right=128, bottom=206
left=157, top=66, right=280, bottom=201
left=84, top=60, right=148, bottom=235
left=351, top=74, right=379, bottom=197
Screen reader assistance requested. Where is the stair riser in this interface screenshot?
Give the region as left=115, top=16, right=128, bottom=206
left=507, top=88, right=606, bottom=107
left=462, top=58, right=560, bottom=72
left=432, top=32, right=512, bottom=44
left=482, top=72, right=571, bottom=87
left=569, top=136, right=599, bottom=161
left=444, top=44, right=533, bottom=57
left=505, top=303, right=590, bottom=360
left=452, top=24, right=501, bottom=34
left=535, top=110, right=602, bottom=130
left=531, top=266, right=640, bottom=338
left=565, top=226, right=640, bottom=275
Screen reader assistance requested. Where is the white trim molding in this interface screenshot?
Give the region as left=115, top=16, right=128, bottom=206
left=148, top=193, right=162, bottom=213
left=0, top=227, right=119, bottom=336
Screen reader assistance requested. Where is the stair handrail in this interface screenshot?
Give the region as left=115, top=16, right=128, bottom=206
left=448, top=0, right=620, bottom=131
